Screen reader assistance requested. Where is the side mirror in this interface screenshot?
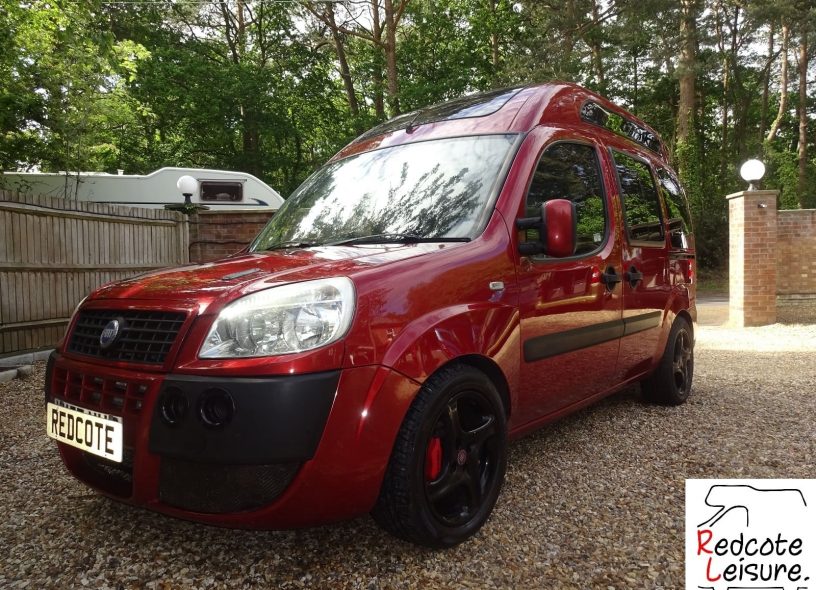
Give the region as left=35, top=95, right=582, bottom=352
left=517, top=199, right=577, bottom=258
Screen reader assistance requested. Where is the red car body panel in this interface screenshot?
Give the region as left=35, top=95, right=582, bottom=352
left=47, top=82, right=696, bottom=528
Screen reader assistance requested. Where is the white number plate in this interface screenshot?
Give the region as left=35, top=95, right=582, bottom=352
left=46, top=401, right=123, bottom=463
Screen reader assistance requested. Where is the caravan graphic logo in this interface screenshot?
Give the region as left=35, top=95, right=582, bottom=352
left=686, top=479, right=815, bottom=590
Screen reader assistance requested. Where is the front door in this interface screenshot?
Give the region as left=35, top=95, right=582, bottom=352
left=516, top=138, right=623, bottom=424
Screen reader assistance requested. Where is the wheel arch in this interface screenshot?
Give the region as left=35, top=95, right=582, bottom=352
left=379, top=303, right=520, bottom=413
left=675, top=308, right=694, bottom=337
left=452, top=354, right=512, bottom=419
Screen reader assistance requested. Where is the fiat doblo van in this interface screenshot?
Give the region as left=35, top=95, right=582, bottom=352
left=45, top=82, right=696, bottom=547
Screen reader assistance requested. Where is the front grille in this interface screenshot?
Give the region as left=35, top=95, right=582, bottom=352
left=68, top=309, right=187, bottom=364
left=159, top=458, right=300, bottom=514
left=51, top=366, right=153, bottom=416
left=84, top=448, right=135, bottom=485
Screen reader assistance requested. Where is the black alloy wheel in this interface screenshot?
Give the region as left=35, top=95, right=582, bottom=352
left=373, top=364, right=508, bottom=547
left=643, top=316, right=695, bottom=405
left=424, top=390, right=502, bottom=528
left=672, top=328, right=693, bottom=398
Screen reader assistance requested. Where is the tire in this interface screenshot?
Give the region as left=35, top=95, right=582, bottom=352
left=372, top=364, right=508, bottom=548
left=642, top=316, right=694, bottom=405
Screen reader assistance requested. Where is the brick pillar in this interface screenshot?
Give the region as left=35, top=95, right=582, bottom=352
left=727, top=190, right=778, bottom=326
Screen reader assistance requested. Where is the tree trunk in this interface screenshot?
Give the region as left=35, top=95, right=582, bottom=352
left=766, top=22, right=789, bottom=143
left=797, top=29, right=807, bottom=208
left=715, top=2, right=729, bottom=179
left=759, top=24, right=774, bottom=142
left=632, top=51, right=638, bottom=114
left=491, top=32, right=500, bottom=71
left=370, top=0, right=385, bottom=118
left=236, top=0, right=245, bottom=56
left=326, top=5, right=361, bottom=128
left=727, top=5, right=747, bottom=160
left=235, top=0, right=260, bottom=177
left=562, top=0, right=576, bottom=72
left=383, top=0, right=400, bottom=116
left=490, top=0, right=500, bottom=79
left=676, top=0, right=698, bottom=144
left=590, top=0, right=605, bottom=92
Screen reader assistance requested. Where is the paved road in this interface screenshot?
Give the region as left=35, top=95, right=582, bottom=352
left=696, top=294, right=729, bottom=326
left=697, top=293, right=816, bottom=326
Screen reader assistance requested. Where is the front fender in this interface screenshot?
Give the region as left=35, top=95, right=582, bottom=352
left=382, top=302, right=520, bottom=398
left=330, top=303, right=520, bottom=511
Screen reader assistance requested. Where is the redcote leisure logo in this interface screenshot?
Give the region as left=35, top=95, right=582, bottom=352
left=686, top=479, right=815, bottom=590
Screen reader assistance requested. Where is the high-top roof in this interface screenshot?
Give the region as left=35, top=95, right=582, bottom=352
left=335, top=82, right=669, bottom=163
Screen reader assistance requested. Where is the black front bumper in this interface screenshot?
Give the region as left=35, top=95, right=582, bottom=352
left=47, top=350, right=342, bottom=514
left=148, top=370, right=341, bottom=514
left=148, top=370, right=341, bottom=464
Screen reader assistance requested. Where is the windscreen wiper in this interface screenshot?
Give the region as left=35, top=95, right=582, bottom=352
left=261, top=240, right=320, bottom=251
left=326, top=233, right=470, bottom=246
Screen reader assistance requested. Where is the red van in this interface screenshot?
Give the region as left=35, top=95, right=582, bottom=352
left=45, top=82, right=696, bottom=547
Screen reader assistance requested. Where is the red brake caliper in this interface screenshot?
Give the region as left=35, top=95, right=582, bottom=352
left=425, top=437, right=442, bottom=481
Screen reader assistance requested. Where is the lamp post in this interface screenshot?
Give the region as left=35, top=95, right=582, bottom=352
left=176, top=175, right=198, bottom=206
left=166, top=175, right=206, bottom=214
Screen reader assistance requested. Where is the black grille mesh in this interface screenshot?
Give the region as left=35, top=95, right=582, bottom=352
left=84, top=448, right=135, bottom=485
left=51, top=366, right=152, bottom=415
left=159, top=458, right=300, bottom=513
left=68, top=309, right=187, bottom=364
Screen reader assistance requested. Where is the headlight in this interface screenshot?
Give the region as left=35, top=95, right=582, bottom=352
left=199, top=277, right=355, bottom=358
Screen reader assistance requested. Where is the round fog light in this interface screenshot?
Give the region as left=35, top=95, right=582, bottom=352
left=199, top=389, right=235, bottom=428
left=160, top=387, right=188, bottom=426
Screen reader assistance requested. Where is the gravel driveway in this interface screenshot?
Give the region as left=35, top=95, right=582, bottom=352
left=1, top=314, right=814, bottom=589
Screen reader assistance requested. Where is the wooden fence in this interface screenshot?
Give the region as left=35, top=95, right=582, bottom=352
left=0, top=190, right=187, bottom=355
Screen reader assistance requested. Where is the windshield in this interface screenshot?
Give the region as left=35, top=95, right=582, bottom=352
left=250, top=134, right=519, bottom=250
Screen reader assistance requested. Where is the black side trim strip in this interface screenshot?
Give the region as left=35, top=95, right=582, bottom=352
left=523, top=318, right=624, bottom=362
left=523, top=310, right=663, bottom=362
left=622, top=310, right=662, bottom=336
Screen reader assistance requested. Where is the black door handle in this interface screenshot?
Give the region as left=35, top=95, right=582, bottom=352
left=625, top=266, right=643, bottom=288
left=601, top=266, right=621, bottom=290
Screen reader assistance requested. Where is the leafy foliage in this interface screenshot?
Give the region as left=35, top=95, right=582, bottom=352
left=1, top=0, right=815, bottom=267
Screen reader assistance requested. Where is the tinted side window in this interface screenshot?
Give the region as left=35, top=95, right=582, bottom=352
left=525, top=143, right=607, bottom=256
left=657, top=168, right=693, bottom=249
left=613, top=151, right=664, bottom=243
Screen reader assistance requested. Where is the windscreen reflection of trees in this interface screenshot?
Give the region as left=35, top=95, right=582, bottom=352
left=614, top=152, right=664, bottom=242
left=253, top=135, right=515, bottom=247
left=525, top=143, right=606, bottom=255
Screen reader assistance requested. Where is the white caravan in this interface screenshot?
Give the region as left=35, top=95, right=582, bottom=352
left=0, top=167, right=285, bottom=211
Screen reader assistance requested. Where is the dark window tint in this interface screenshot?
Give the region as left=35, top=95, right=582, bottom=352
left=201, top=182, right=243, bottom=202
left=657, top=168, right=693, bottom=249
left=613, top=152, right=664, bottom=243
left=525, top=143, right=607, bottom=256
left=357, top=87, right=522, bottom=141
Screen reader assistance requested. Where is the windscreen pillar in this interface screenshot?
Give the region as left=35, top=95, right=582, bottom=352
left=726, top=190, right=778, bottom=327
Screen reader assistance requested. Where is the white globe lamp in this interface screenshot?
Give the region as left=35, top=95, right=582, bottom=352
left=176, top=175, right=199, bottom=206
left=739, top=159, right=765, bottom=191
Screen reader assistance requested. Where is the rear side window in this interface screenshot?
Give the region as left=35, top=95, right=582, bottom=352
left=657, top=168, right=694, bottom=249
left=613, top=151, right=664, bottom=244
left=525, top=143, right=607, bottom=256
